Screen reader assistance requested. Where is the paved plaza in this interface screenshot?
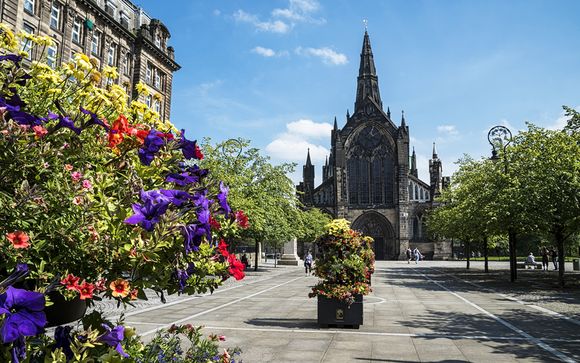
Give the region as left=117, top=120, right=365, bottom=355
left=106, top=261, right=580, bottom=362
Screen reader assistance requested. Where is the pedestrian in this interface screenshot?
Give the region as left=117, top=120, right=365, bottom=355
left=405, top=248, right=412, bottom=264
left=304, top=250, right=313, bottom=275
left=413, top=247, right=422, bottom=264
left=525, top=252, right=538, bottom=269
left=550, top=248, right=558, bottom=270
left=541, top=247, right=549, bottom=271
left=240, top=253, right=249, bottom=270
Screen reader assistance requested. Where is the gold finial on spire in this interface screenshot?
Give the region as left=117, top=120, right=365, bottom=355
left=363, top=19, right=368, bottom=31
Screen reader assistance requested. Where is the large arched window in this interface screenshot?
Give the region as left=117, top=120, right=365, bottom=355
left=347, top=125, right=395, bottom=206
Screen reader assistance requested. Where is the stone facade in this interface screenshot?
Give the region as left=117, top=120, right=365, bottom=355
left=0, top=0, right=180, bottom=119
left=297, top=31, right=452, bottom=260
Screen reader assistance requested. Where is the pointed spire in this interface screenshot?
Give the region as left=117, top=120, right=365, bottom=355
left=306, top=148, right=312, bottom=166
left=401, top=110, right=406, bottom=127
left=354, top=31, right=382, bottom=113
left=411, top=147, right=418, bottom=177
left=432, top=142, right=438, bottom=159
left=325, top=155, right=328, bottom=166
left=387, top=106, right=391, bottom=118
left=346, top=109, right=350, bottom=119
left=333, top=116, right=338, bottom=130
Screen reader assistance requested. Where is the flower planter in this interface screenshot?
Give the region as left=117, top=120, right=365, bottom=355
left=45, top=291, right=87, bottom=327
left=317, top=294, right=363, bottom=329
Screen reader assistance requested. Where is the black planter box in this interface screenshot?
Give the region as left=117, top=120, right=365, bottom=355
left=317, top=294, right=363, bottom=329
left=45, top=291, right=87, bottom=327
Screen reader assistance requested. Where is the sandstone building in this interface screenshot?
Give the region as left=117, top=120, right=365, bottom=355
left=297, top=31, right=451, bottom=260
left=0, top=0, right=180, bottom=119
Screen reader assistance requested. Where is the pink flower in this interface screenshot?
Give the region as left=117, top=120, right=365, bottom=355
left=87, top=225, right=99, bottom=240
left=71, top=171, right=82, bottom=182
left=82, top=179, right=92, bottom=189
left=72, top=196, right=83, bottom=205
left=42, top=162, right=49, bottom=168
left=32, top=125, right=48, bottom=138
left=19, top=125, right=30, bottom=132
left=61, top=142, right=70, bottom=149
left=64, top=164, right=74, bottom=171
left=94, top=278, right=107, bottom=292
left=1, top=130, right=8, bottom=135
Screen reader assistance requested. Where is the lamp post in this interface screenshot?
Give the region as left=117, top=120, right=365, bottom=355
left=488, top=126, right=516, bottom=282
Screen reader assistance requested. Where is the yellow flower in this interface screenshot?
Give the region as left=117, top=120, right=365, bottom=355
left=35, top=35, right=54, bottom=47
left=134, top=81, right=149, bottom=96
left=102, top=65, right=118, bottom=80
left=0, top=24, right=18, bottom=51
left=153, top=92, right=162, bottom=101
left=110, top=278, right=130, bottom=298
left=73, top=53, right=92, bottom=71
left=90, top=70, right=101, bottom=84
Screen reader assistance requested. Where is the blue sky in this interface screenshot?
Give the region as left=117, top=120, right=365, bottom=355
left=137, top=0, right=580, bottom=185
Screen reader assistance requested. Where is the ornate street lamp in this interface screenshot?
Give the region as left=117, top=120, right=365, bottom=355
left=487, top=125, right=516, bottom=281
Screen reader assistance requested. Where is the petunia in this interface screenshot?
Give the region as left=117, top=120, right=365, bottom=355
left=235, top=210, right=249, bottom=229
left=80, top=107, right=110, bottom=131
left=98, top=324, right=129, bottom=358
left=209, top=215, right=221, bottom=231
left=77, top=281, right=95, bottom=300
left=52, top=113, right=82, bottom=135
left=71, top=171, right=82, bottom=182
left=0, top=287, right=47, bottom=344
left=165, top=172, right=199, bottom=186
left=182, top=224, right=209, bottom=254
left=0, top=264, right=29, bottom=290
left=54, top=326, right=73, bottom=360
left=0, top=54, right=22, bottom=64
left=60, top=274, right=80, bottom=291
left=178, top=129, right=203, bottom=160
left=217, top=182, right=231, bottom=215
left=159, top=189, right=193, bottom=207
left=32, top=125, right=48, bottom=138
left=138, top=129, right=165, bottom=166
left=217, top=239, right=229, bottom=258
left=6, top=231, right=30, bottom=249
left=124, top=190, right=171, bottom=232
left=109, top=278, right=130, bottom=298
left=82, top=179, right=92, bottom=189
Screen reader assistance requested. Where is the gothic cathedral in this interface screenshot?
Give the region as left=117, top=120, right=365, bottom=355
left=297, top=31, right=452, bottom=260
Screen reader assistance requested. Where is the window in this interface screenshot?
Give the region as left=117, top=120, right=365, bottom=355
left=154, top=69, right=161, bottom=89
left=146, top=63, right=153, bottom=84
left=24, top=0, right=34, bottom=14
left=47, top=43, right=58, bottom=68
left=105, top=0, right=117, bottom=17
left=91, top=31, right=100, bottom=55
left=107, top=43, right=116, bottom=66
left=145, top=95, right=152, bottom=108
left=121, top=53, right=128, bottom=75
left=154, top=99, right=161, bottom=113
left=155, top=34, right=161, bottom=48
left=21, top=24, right=35, bottom=59
left=71, top=19, right=81, bottom=44
left=50, top=2, right=60, bottom=30
left=120, top=12, right=130, bottom=29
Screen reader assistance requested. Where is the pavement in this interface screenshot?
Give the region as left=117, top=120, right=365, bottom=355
left=96, top=260, right=580, bottom=362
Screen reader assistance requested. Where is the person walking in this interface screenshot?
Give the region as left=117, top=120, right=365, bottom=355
left=550, top=248, right=558, bottom=270
left=406, top=248, right=412, bottom=264
left=304, top=250, right=313, bottom=275
left=413, top=248, right=422, bottom=264
left=541, top=247, right=549, bottom=271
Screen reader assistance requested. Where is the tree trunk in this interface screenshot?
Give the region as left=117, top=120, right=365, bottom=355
left=556, top=227, right=565, bottom=287
left=508, top=229, right=517, bottom=282
left=466, top=241, right=470, bottom=270
left=483, top=236, right=489, bottom=273
left=254, top=240, right=259, bottom=271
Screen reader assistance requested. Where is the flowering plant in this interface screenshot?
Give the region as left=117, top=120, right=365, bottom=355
left=308, top=219, right=375, bottom=305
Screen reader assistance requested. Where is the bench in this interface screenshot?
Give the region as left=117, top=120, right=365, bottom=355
left=516, top=261, right=542, bottom=269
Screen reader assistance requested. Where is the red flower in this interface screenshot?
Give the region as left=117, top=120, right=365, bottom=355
left=210, top=215, right=221, bottom=230
left=110, top=278, right=130, bottom=298
left=32, top=125, right=48, bottom=138
left=227, top=254, right=245, bottom=280
left=234, top=210, right=249, bottom=229
left=194, top=144, right=204, bottom=160
left=218, top=239, right=229, bottom=258
left=130, top=289, right=138, bottom=300
left=6, top=231, right=30, bottom=249
left=78, top=281, right=95, bottom=300
left=60, top=274, right=81, bottom=290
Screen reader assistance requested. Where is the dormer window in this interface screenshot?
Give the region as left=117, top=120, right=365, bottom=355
left=155, top=34, right=161, bottom=48
left=120, top=12, right=130, bottom=29
left=105, top=0, right=117, bottom=17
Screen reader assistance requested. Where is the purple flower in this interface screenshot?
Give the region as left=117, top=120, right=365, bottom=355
left=165, top=172, right=199, bottom=186
left=138, top=129, right=166, bottom=166
left=0, top=287, right=46, bottom=345
left=0, top=54, right=22, bottom=64
left=124, top=190, right=171, bottom=232
left=80, top=107, right=109, bottom=131
left=0, top=96, right=42, bottom=126
left=178, top=129, right=201, bottom=160
left=54, top=326, right=73, bottom=360
left=160, top=189, right=193, bottom=207
left=98, top=324, right=129, bottom=358
left=182, top=223, right=210, bottom=254
left=217, top=182, right=231, bottom=215
left=0, top=263, right=29, bottom=289
left=176, top=268, right=189, bottom=292
left=50, top=112, right=81, bottom=135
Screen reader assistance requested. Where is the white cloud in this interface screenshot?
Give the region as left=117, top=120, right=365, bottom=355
left=272, top=0, right=325, bottom=24
left=286, top=119, right=332, bottom=138
left=546, top=106, right=579, bottom=130
left=213, top=9, right=221, bottom=16
left=266, top=119, right=331, bottom=164
left=233, top=9, right=290, bottom=34
left=436, top=124, right=458, bottom=136
left=295, top=46, right=348, bottom=65
left=252, top=46, right=276, bottom=57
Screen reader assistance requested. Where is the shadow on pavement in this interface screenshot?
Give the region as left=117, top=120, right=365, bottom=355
left=245, top=317, right=318, bottom=329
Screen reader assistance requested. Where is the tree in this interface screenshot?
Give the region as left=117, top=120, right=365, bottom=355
left=199, top=138, right=307, bottom=269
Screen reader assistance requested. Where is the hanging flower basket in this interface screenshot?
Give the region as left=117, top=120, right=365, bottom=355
left=44, top=291, right=87, bottom=327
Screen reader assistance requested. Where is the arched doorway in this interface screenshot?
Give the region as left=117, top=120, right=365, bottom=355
left=352, top=212, right=396, bottom=260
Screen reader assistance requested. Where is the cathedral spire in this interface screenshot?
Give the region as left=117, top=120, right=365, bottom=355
left=333, top=116, right=338, bottom=130
left=354, top=31, right=383, bottom=113
left=432, top=142, right=438, bottom=159
left=387, top=106, right=391, bottom=118
left=306, top=148, right=312, bottom=166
